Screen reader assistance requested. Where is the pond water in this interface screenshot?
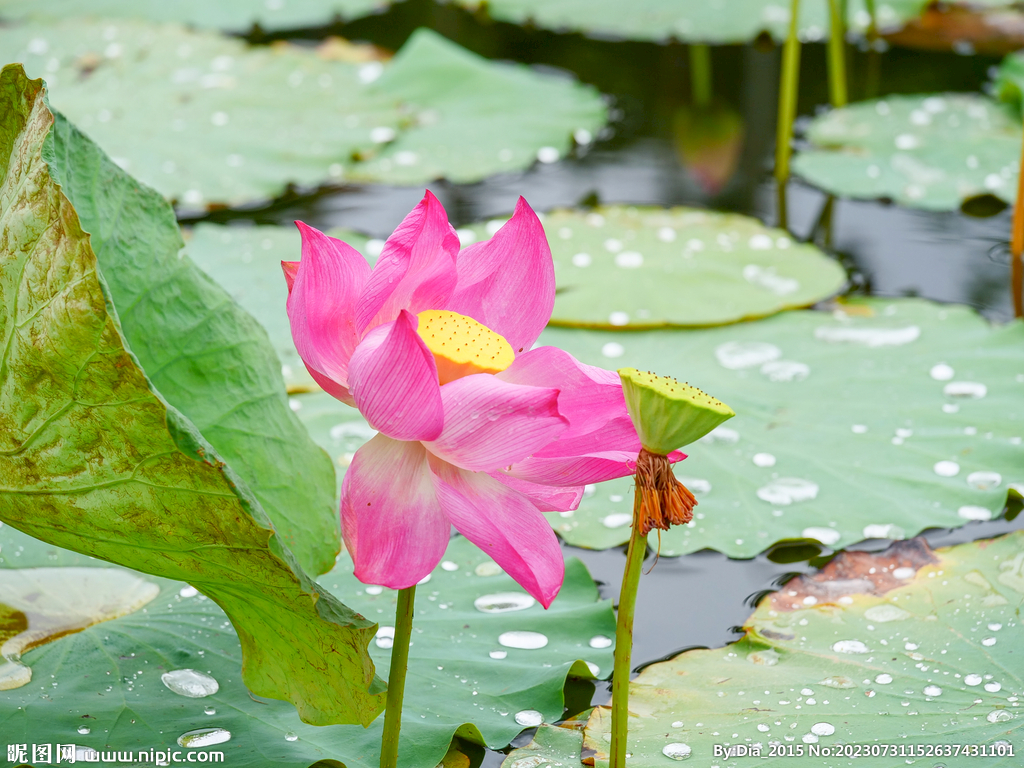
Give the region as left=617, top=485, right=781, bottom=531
left=184, top=1, right=1024, bottom=762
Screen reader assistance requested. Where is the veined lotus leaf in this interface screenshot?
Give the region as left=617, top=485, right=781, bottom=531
left=0, top=22, right=605, bottom=208
left=0, top=64, right=381, bottom=726
left=449, top=0, right=927, bottom=44
left=0, top=525, right=614, bottom=768
left=0, top=0, right=383, bottom=32
left=506, top=532, right=1023, bottom=766
left=792, top=94, right=1022, bottom=211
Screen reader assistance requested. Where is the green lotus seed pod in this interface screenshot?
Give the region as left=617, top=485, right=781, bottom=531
left=619, top=368, right=735, bottom=455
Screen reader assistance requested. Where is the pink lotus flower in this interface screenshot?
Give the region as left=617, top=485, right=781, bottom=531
left=284, top=192, right=681, bottom=607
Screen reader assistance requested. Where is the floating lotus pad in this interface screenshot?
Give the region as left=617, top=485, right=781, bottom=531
left=414, top=206, right=846, bottom=328
left=0, top=525, right=614, bottom=768
left=541, top=298, right=1024, bottom=557
left=792, top=93, right=1022, bottom=211
left=0, top=22, right=606, bottom=208
left=0, top=0, right=382, bottom=31
left=450, top=0, right=927, bottom=44
left=507, top=532, right=1024, bottom=767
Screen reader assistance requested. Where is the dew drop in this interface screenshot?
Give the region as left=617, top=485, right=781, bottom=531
left=662, top=743, right=692, bottom=760
left=474, top=561, right=503, bottom=577
left=177, top=728, right=231, bottom=748
left=615, top=251, right=643, bottom=268
left=802, top=526, right=839, bottom=546
left=441, top=561, right=458, bottom=572
left=923, top=685, right=942, bottom=697
left=498, top=631, right=548, bottom=650
left=700, top=426, right=740, bottom=444
left=966, top=471, right=1001, bottom=490
left=536, top=146, right=559, bottom=164
left=965, top=673, right=983, bottom=686
left=473, top=593, right=536, bottom=613
left=760, top=360, right=810, bottom=382
left=988, top=622, right=1003, bottom=631
left=832, top=640, right=869, bottom=654
left=811, top=722, right=835, bottom=736
left=601, top=342, right=624, bottom=359
left=981, top=637, right=997, bottom=647
left=893, top=567, right=916, bottom=579
left=758, top=478, right=819, bottom=505
left=933, top=460, right=960, bottom=477
left=571, top=253, right=592, bottom=267
left=161, top=669, right=219, bottom=698
left=284, top=732, right=298, bottom=742
left=375, top=626, right=395, bottom=649
left=758, top=724, right=771, bottom=732
left=589, top=635, right=613, bottom=649
left=753, top=453, right=776, bottom=467
left=930, top=363, right=954, bottom=380
left=514, top=709, right=544, bottom=726
left=943, top=381, right=987, bottom=398
left=608, top=311, right=630, bottom=326
left=863, top=523, right=905, bottom=540
left=179, top=586, right=199, bottom=598
left=814, top=325, right=920, bottom=346
left=864, top=604, right=910, bottom=623
left=958, top=506, right=992, bottom=521
left=987, top=710, right=1012, bottom=723
left=875, top=674, right=893, bottom=685
left=985, top=682, right=1002, bottom=692
left=77, top=726, right=91, bottom=735
left=204, top=706, right=216, bottom=715
left=851, top=424, right=868, bottom=434
left=489, top=650, right=507, bottom=659
left=602, top=513, right=632, bottom=529
left=715, top=341, right=781, bottom=370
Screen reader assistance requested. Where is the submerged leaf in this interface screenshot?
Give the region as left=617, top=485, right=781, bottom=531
left=0, top=65, right=382, bottom=726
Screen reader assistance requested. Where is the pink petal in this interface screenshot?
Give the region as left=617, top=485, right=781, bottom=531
left=347, top=310, right=444, bottom=441
left=356, top=191, right=460, bottom=333
left=497, top=346, right=627, bottom=440
left=341, top=434, right=450, bottom=589
left=447, top=197, right=555, bottom=354
left=429, top=456, right=564, bottom=607
left=506, top=444, right=686, bottom=487
left=281, top=260, right=299, bottom=292
left=424, top=375, right=567, bottom=472
left=305, top=362, right=356, bottom=406
left=490, top=473, right=584, bottom=512
left=532, top=415, right=640, bottom=458
left=286, top=222, right=371, bottom=393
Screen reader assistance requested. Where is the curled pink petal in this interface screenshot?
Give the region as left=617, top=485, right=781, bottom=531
left=429, top=456, right=564, bottom=607
left=490, top=473, right=584, bottom=512
left=533, top=415, right=640, bottom=458
left=348, top=310, right=443, bottom=442
left=425, top=375, right=567, bottom=472
left=497, top=346, right=627, bottom=440
left=281, top=260, right=299, bottom=292
left=357, top=190, right=460, bottom=333
left=447, top=197, right=555, bottom=354
left=287, top=222, right=371, bottom=393
left=341, top=434, right=451, bottom=589
left=305, top=362, right=356, bottom=406
left=506, top=445, right=685, bottom=487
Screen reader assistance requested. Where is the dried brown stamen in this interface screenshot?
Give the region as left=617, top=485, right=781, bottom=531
left=633, top=448, right=697, bottom=535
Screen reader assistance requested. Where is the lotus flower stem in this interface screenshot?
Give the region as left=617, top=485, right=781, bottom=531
left=609, top=500, right=648, bottom=768
left=827, top=0, right=848, bottom=108
left=1011, top=130, right=1024, bottom=317
left=689, top=44, right=712, bottom=108
left=775, top=0, right=801, bottom=230
left=380, top=585, right=416, bottom=768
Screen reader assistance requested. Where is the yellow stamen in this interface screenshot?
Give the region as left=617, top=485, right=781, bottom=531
left=416, top=309, right=514, bottom=385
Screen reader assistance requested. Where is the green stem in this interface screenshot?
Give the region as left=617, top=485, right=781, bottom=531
left=827, top=0, right=847, bottom=107
left=864, top=0, right=880, bottom=98
left=775, top=0, right=801, bottom=230
left=609, top=513, right=648, bottom=768
left=380, top=585, right=416, bottom=768
left=689, top=44, right=712, bottom=108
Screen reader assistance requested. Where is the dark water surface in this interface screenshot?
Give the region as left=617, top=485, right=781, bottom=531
left=190, top=2, right=1024, bottom=762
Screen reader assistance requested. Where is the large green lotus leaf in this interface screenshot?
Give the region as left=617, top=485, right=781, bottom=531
left=506, top=533, right=1023, bottom=767
left=451, top=0, right=926, bottom=44
left=349, top=30, right=607, bottom=186
left=0, top=0, right=382, bottom=32
left=539, top=298, right=1024, bottom=557
left=0, top=65, right=382, bottom=726
left=0, top=525, right=614, bottom=768
left=792, top=94, right=1022, bottom=211
left=462, top=206, right=847, bottom=328
left=0, top=22, right=605, bottom=208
